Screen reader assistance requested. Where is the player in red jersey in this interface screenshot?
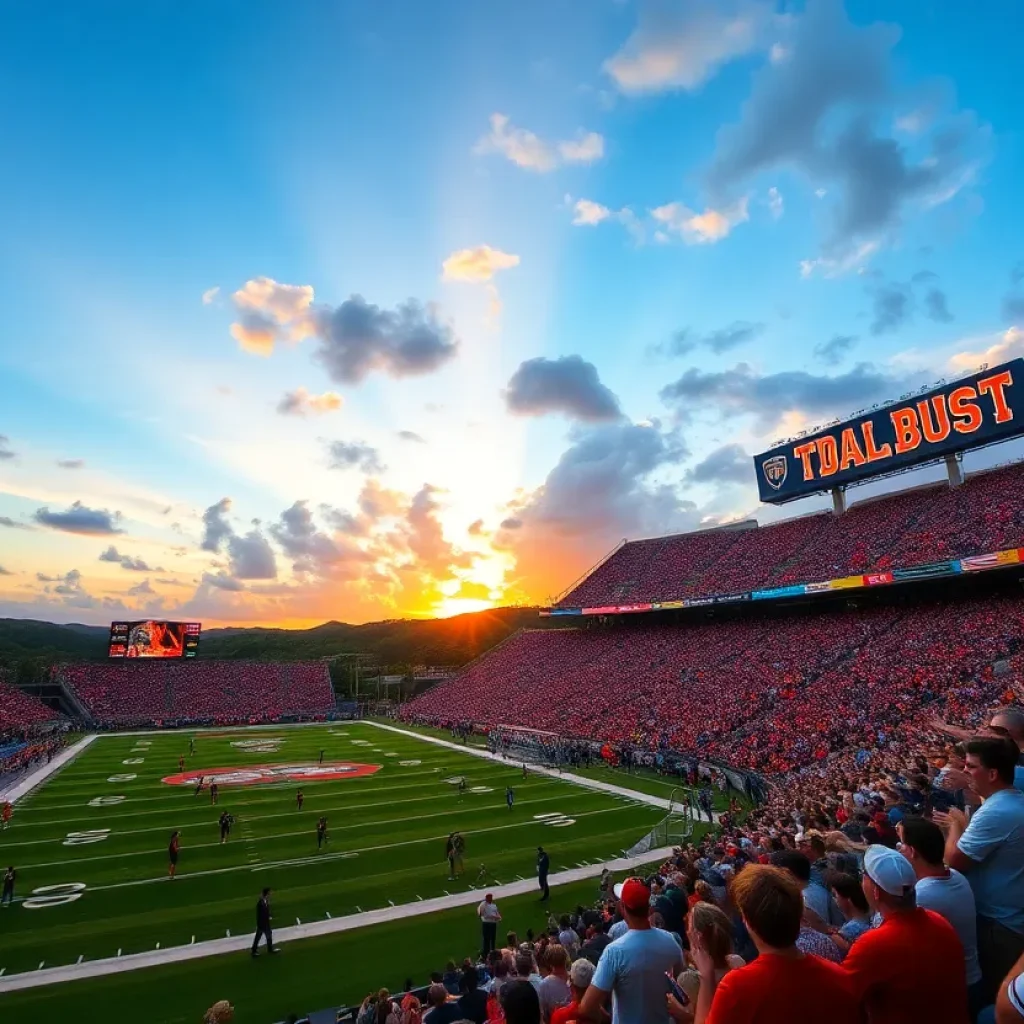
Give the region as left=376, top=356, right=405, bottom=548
left=168, top=830, right=181, bottom=879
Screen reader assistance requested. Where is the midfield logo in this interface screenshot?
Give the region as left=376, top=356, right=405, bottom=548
left=160, top=762, right=381, bottom=786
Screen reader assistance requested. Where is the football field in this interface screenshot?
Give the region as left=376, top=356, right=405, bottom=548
left=0, top=722, right=662, bottom=987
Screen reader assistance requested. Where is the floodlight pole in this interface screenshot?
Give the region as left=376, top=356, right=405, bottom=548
left=831, top=486, right=847, bottom=516
left=945, top=453, right=964, bottom=488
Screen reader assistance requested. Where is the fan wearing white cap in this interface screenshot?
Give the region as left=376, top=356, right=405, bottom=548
left=840, top=845, right=970, bottom=1023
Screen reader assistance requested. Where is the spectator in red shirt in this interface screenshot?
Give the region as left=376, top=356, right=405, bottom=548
left=843, top=845, right=969, bottom=1024
left=550, top=959, right=593, bottom=1024
left=685, top=865, right=859, bottom=1024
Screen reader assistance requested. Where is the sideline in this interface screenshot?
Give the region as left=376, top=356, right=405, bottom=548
left=364, top=721, right=722, bottom=821
left=0, top=844, right=678, bottom=993
left=0, top=734, right=97, bottom=805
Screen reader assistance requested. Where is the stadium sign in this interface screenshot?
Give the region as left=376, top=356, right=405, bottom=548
left=754, top=360, right=1024, bottom=503
left=160, top=762, right=381, bottom=787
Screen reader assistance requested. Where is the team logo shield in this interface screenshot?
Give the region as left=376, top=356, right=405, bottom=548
left=763, top=455, right=788, bottom=490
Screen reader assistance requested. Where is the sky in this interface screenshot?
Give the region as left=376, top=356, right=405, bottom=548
left=1, top=0, right=1022, bottom=628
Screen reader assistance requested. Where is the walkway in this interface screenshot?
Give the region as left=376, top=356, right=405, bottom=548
left=0, top=843, right=678, bottom=993
left=0, top=734, right=96, bottom=804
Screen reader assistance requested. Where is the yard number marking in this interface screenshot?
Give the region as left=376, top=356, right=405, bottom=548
left=88, top=796, right=125, bottom=807
left=122, top=758, right=144, bottom=765
left=533, top=812, right=576, bottom=828
left=64, top=829, right=111, bottom=846
left=107, top=774, right=137, bottom=783
left=23, top=883, right=87, bottom=909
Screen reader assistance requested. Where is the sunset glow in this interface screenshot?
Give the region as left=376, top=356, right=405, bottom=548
left=0, top=1, right=1020, bottom=627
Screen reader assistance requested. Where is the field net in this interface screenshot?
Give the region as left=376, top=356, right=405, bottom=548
left=622, top=787, right=694, bottom=858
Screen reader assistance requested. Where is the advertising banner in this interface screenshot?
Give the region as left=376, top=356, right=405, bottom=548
left=960, top=549, right=1021, bottom=572
left=751, top=584, right=807, bottom=601
left=891, top=561, right=959, bottom=581
left=864, top=572, right=894, bottom=586
left=753, top=360, right=1024, bottom=503
left=831, top=574, right=866, bottom=589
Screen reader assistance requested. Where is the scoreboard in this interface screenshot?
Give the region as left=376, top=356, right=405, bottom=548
left=108, top=620, right=201, bottom=659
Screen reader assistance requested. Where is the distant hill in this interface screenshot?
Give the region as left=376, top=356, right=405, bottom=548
left=0, top=607, right=553, bottom=672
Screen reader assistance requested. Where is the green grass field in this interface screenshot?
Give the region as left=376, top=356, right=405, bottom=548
left=0, top=721, right=676, bottom=1023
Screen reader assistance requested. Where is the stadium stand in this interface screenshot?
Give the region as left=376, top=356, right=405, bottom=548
left=0, top=679, right=59, bottom=736
left=56, top=660, right=334, bottom=726
left=404, top=592, right=1024, bottom=775
left=554, top=461, right=1024, bottom=607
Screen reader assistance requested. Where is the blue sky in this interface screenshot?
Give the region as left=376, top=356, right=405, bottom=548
left=1, top=0, right=1022, bottom=626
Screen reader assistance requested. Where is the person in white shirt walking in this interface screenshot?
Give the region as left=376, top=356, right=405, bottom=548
left=478, top=892, right=502, bottom=957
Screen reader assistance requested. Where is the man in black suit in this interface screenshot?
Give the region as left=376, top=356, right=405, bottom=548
left=537, top=846, right=550, bottom=902
left=251, top=887, right=277, bottom=956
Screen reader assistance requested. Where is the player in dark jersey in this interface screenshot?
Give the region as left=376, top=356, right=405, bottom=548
left=446, top=833, right=457, bottom=879
left=219, top=811, right=230, bottom=845
left=296, top=789, right=304, bottom=811
left=194, top=775, right=205, bottom=797
left=210, top=782, right=219, bottom=805
left=319, top=749, right=325, bottom=765
left=168, top=831, right=181, bottom=878
left=458, top=778, right=467, bottom=800
left=506, top=786, right=514, bottom=811
left=316, top=815, right=328, bottom=850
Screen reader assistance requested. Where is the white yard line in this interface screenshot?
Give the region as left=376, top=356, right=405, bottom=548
left=0, top=779, right=577, bottom=849
left=14, top=791, right=624, bottom=869
left=0, top=735, right=97, bottom=804
left=7, top=803, right=633, bottom=888
left=16, top=761, right=542, bottom=819
left=365, top=722, right=721, bottom=821
left=0, top=844, right=679, bottom=993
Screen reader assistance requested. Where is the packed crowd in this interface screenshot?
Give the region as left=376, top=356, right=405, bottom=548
left=556, top=461, right=1024, bottom=608
left=0, top=729, right=69, bottom=781
left=404, top=593, right=1024, bottom=775
left=56, top=660, right=335, bottom=726
left=0, top=680, right=59, bottom=737
left=362, top=698, right=1024, bottom=1024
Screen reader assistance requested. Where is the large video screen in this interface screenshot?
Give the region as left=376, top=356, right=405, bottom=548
left=108, top=620, right=201, bottom=659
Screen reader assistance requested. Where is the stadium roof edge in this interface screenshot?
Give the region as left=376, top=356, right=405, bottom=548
left=620, top=518, right=757, bottom=547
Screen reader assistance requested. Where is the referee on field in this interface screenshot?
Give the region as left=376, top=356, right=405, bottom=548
left=251, top=887, right=277, bottom=956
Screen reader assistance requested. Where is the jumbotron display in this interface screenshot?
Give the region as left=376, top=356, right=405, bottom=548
left=754, top=359, right=1024, bottom=503
left=108, top=620, right=201, bottom=659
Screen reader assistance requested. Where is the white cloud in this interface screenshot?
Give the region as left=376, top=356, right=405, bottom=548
left=948, top=327, right=1024, bottom=373
left=799, top=239, right=880, bottom=279
left=233, top=277, right=314, bottom=322
left=570, top=199, right=612, bottom=227
left=474, top=114, right=604, bottom=173
left=442, top=245, right=521, bottom=324
left=227, top=277, right=316, bottom=356
left=769, top=42, right=790, bottom=64
left=276, top=387, right=344, bottom=417
left=558, top=132, right=605, bottom=164
left=767, top=186, right=784, bottom=219
left=651, top=196, right=749, bottom=244
left=894, top=109, right=929, bottom=134
left=604, top=0, right=774, bottom=94
left=441, top=246, right=521, bottom=282
left=201, top=286, right=220, bottom=305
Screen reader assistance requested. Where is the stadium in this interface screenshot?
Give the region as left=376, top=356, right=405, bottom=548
left=1, top=361, right=1023, bottom=1022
